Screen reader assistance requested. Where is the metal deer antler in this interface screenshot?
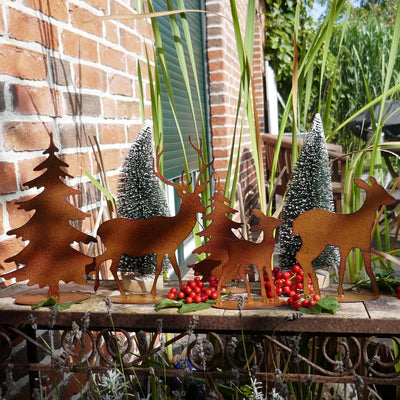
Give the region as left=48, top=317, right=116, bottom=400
left=91, top=138, right=211, bottom=298
left=293, top=177, right=395, bottom=298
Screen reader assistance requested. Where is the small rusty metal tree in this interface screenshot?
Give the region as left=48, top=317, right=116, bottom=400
left=1, top=134, right=95, bottom=303
left=190, top=181, right=242, bottom=282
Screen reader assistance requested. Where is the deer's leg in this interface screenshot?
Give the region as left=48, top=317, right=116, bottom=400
left=296, top=250, right=315, bottom=298
left=150, top=255, right=164, bottom=298
left=338, top=250, right=349, bottom=297
left=363, top=250, right=379, bottom=296
left=239, top=267, right=253, bottom=304
left=216, top=268, right=228, bottom=306
left=264, top=264, right=278, bottom=301
left=257, top=266, right=268, bottom=302
left=168, top=253, right=182, bottom=288
left=109, top=258, right=127, bottom=297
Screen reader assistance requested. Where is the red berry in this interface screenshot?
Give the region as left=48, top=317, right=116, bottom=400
left=282, top=271, right=291, bottom=279
left=185, top=296, right=193, bottom=304
left=292, top=264, right=301, bottom=273
left=273, top=267, right=280, bottom=275
left=294, top=293, right=302, bottom=301
left=308, top=299, right=316, bottom=307
left=201, top=295, right=208, bottom=302
left=294, top=275, right=303, bottom=283
left=267, top=290, right=274, bottom=298
left=180, top=284, right=188, bottom=292
left=289, top=290, right=296, bottom=298
left=205, top=289, right=212, bottom=297
left=287, top=297, right=294, bottom=305
left=167, top=293, right=175, bottom=300
left=396, top=286, right=400, bottom=293
left=285, top=279, right=293, bottom=287
left=194, top=295, right=202, bottom=303
left=313, top=294, right=321, bottom=302
left=283, top=286, right=291, bottom=294
left=302, top=299, right=309, bottom=307
left=194, top=276, right=201, bottom=283
left=194, top=286, right=201, bottom=294
left=275, top=279, right=284, bottom=287
left=276, top=287, right=283, bottom=295
left=210, top=292, right=218, bottom=300
left=293, top=300, right=302, bottom=309
left=170, top=287, right=177, bottom=294
left=297, top=282, right=304, bottom=290
left=188, top=280, right=196, bottom=289
left=177, top=291, right=185, bottom=299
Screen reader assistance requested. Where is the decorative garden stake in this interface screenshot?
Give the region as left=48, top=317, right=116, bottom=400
left=90, top=138, right=211, bottom=303
left=279, top=114, right=340, bottom=271
left=214, top=209, right=286, bottom=309
left=1, top=133, right=95, bottom=304
left=293, top=176, right=396, bottom=301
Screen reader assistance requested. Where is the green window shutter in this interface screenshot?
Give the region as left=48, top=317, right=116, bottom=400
left=153, top=0, right=209, bottom=180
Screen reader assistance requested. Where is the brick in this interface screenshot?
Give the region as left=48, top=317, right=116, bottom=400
left=0, top=44, right=47, bottom=80
left=6, top=197, right=35, bottom=230
left=99, top=44, right=126, bottom=71
left=9, top=8, right=59, bottom=50
left=69, top=4, right=103, bottom=37
left=85, top=0, right=108, bottom=12
left=3, top=122, right=54, bottom=151
left=105, top=20, right=119, bottom=44
left=120, top=29, right=143, bottom=53
left=11, top=84, right=62, bottom=116
left=62, top=30, right=98, bottom=63
left=74, top=64, right=106, bottom=91
left=0, top=6, right=4, bottom=35
left=0, top=163, right=17, bottom=194
left=110, top=2, right=136, bottom=29
left=59, top=123, right=96, bottom=149
left=115, top=99, right=140, bottom=119
left=100, top=148, right=124, bottom=171
left=127, top=122, right=143, bottom=142
left=49, top=58, right=72, bottom=86
left=64, top=93, right=101, bottom=117
left=0, top=238, right=26, bottom=269
left=18, top=157, right=46, bottom=187
left=102, top=97, right=118, bottom=118
left=60, top=153, right=92, bottom=178
left=29, top=0, right=68, bottom=22
left=126, top=54, right=139, bottom=76
left=108, top=73, right=133, bottom=96
left=99, top=124, right=126, bottom=144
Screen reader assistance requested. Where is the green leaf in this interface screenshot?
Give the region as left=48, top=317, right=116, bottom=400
left=300, top=295, right=339, bottom=315
left=31, top=296, right=57, bottom=310
left=31, top=297, right=83, bottom=311
left=179, top=299, right=216, bottom=314
left=156, top=298, right=183, bottom=311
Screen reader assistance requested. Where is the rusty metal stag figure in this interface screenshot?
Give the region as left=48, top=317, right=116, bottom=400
left=91, top=138, right=211, bottom=299
left=216, top=209, right=283, bottom=307
left=293, top=177, right=395, bottom=299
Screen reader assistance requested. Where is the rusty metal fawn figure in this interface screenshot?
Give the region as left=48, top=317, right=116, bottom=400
left=90, top=138, right=211, bottom=298
left=293, top=177, right=395, bottom=298
left=216, top=209, right=283, bottom=306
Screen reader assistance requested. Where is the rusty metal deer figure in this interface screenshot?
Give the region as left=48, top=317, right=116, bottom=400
left=216, top=209, right=283, bottom=305
left=293, top=177, right=396, bottom=298
left=91, top=138, right=211, bottom=298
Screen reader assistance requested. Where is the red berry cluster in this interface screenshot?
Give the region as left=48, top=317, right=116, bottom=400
left=396, top=287, right=400, bottom=298
left=167, top=276, right=219, bottom=304
left=264, top=264, right=321, bottom=309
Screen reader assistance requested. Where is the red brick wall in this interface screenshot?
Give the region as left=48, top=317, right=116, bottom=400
left=0, top=0, right=153, bottom=272
left=0, top=0, right=266, bottom=270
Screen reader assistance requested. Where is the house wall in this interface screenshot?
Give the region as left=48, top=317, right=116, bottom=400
left=0, top=0, right=266, bottom=275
